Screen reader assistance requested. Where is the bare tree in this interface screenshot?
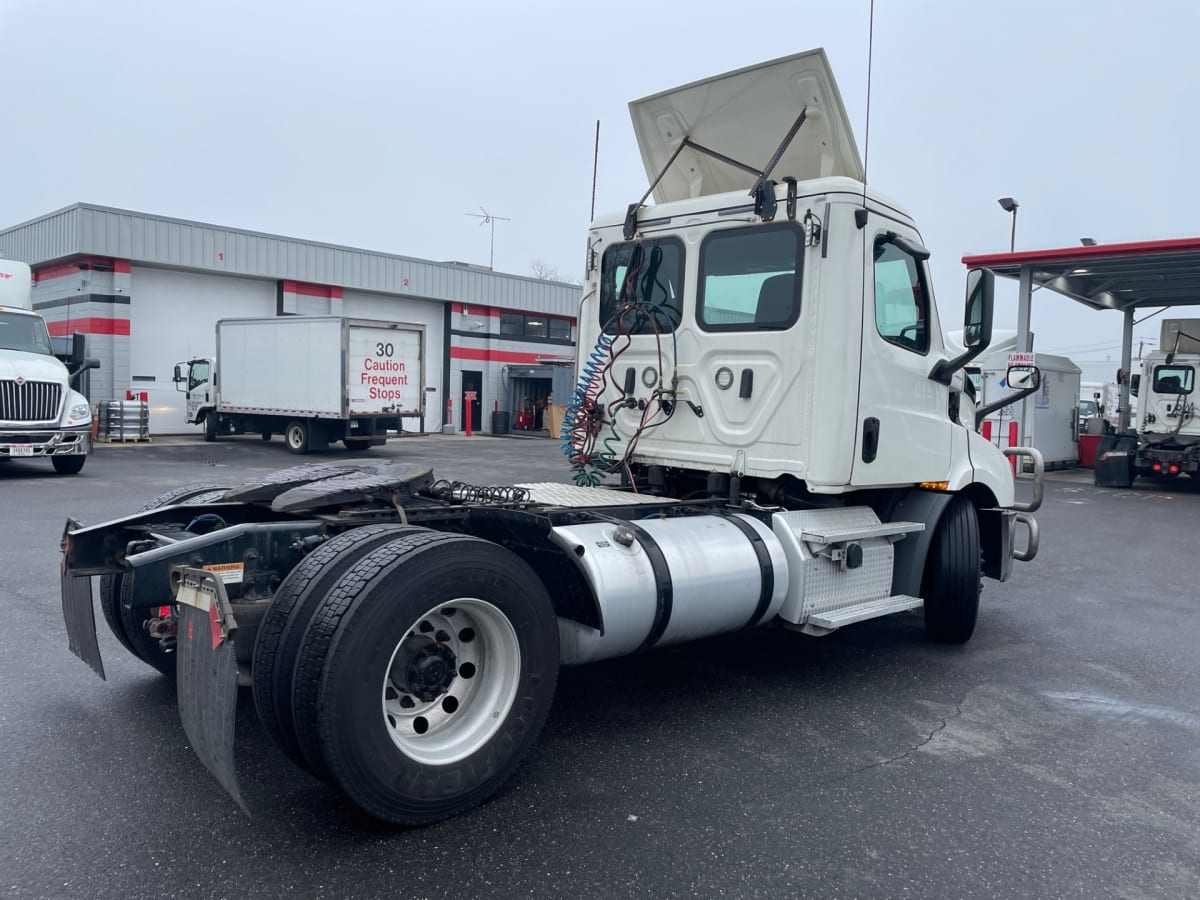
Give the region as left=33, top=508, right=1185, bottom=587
left=529, top=259, right=560, bottom=281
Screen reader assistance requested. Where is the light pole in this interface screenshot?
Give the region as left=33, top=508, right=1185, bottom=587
left=997, top=197, right=1018, bottom=252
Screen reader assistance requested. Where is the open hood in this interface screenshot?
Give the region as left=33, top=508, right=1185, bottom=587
left=628, top=49, right=863, bottom=204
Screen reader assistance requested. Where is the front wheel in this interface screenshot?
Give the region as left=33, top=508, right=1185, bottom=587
left=51, top=455, right=86, bottom=475
left=921, top=495, right=981, bottom=643
left=284, top=420, right=310, bottom=454
left=203, top=412, right=218, bottom=442
left=296, top=532, right=559, bottom=825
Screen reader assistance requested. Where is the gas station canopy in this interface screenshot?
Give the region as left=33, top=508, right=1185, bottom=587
left=961, top=236, right=1200, bottom=432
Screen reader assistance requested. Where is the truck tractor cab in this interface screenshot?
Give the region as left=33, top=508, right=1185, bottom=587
left=0, top=259, right=97, bottom=474
left=1131, top=352, right=1199, bottom=478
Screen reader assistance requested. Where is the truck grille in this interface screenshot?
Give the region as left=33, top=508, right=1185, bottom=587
left=0, top=380, right=62, bottom=422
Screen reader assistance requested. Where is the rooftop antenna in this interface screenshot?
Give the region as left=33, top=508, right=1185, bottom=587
left=855, top=0, right=876, bottom=230
left=466, top=207, right=510, bottom=270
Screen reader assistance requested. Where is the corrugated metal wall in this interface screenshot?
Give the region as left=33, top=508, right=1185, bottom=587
left=0, top=204, right=580, bottom=317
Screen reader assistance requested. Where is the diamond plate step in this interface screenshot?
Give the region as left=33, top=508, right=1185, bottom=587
left=806, top=594, right=923, bottom=629
left=800, top=520, right=924, bottom=544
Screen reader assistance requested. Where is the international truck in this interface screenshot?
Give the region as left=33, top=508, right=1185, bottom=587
left=0, top=258, right=97, bottom=474
left=59, top=50, right=1043, bottom=826
left=175, top=316, right=425, bottom=453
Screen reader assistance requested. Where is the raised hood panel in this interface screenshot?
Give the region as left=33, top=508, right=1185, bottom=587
left=628, top=48, right=863, bottom=204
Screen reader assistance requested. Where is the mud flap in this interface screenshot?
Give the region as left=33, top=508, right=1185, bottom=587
left=60, top=518, right=105, bottom=679
left=173, top=567, right=249, bottom=817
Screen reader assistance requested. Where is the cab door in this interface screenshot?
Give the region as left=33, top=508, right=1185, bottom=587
left=851, top=228, right=952, bottom=486
left=186, top=360, right=212, bottom=423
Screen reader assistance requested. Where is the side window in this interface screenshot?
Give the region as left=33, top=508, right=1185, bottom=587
left=873, top=238, right=931, bottom=354
left=1152, top=365, right=1194, bottom=394
left=188, top=361, right=211, bottom=391
left=698, top=223, right=802, bottom=331
left=599, top=237, right=685, bottom=335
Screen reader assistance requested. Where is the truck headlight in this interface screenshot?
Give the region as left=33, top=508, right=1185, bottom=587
left=65, top=403, right=92, bottom=425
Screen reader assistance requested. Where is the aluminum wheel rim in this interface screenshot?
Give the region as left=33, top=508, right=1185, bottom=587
left=286, top=426, right=304, bottom=450
left=381, top=597, right=520, bottom=766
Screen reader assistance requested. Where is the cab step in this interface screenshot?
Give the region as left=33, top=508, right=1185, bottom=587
left=807, top=594, right=923, bottom=629
left=800, top=520, right=923, bottom=545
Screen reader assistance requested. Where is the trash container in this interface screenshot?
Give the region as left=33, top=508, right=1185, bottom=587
left=492, top=410, right=510, bottom=435
left=1078, top=434, right=1101, bottom=468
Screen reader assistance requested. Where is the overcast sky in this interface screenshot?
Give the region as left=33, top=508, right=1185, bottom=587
left=3, top=0, right=1197, bottom=377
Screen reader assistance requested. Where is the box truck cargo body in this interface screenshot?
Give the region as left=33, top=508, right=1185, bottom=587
left=177, top=316, right=425, bottom=453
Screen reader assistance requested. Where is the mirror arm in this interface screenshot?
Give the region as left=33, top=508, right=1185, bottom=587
left=975, top=382, right=1039, bottom=429
left=929, top=339, right=991, bottom=386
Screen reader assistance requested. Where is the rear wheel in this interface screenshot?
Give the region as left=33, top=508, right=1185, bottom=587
left=294, top=532, right=559, bottom=824
left=921, top=495, right=981, bottom=643
left=51, top=455, right=86, bottom=475
left=285, top=420, right=310, bottom=454
left=99, top=484, right=231, bottom=675
left=252, top=523, right=426, bottom=775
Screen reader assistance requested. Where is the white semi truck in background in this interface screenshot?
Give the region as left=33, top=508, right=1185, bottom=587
left=1126, top=319, right=1200, bottom=479
left=0, top=258, right=96, bottom=474
left=60, top=50, right=1043, bottom=826
left=176, top=316, right=426, bottom=453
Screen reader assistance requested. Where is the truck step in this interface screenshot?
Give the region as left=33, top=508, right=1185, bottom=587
left=800, top=520, right=924, bottom=544
left=806, top=594, right=923, bottom=629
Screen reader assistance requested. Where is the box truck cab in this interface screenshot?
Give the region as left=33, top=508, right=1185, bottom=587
left=1130, top=344, right=1199, bottom=478
left=0, top=259, right=95, bottom=474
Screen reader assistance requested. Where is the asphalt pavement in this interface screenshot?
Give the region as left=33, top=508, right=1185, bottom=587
left=1, top=434, right=1198, bottom=899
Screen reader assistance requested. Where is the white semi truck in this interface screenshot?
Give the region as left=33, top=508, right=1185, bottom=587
left=1126, top=319, right=1200, bottom=479
left=59, top=50, right=1043, bottom=825
left=176, top=316, right=425, bottom=453
left=0, top=258, right=96, bottom=474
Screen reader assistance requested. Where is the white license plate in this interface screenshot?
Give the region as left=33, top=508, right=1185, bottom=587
left=11, top=445, right=34, bottom=457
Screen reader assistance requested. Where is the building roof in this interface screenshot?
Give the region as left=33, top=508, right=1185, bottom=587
left=0, top=203, right=581, bottom=317
left=962, top=237, right=1200, bottom=312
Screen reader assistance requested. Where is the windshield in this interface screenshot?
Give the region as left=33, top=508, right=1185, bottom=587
left=1078, top=400, right=1097, bottom=417
left=0, top=311, right=53, bottom=355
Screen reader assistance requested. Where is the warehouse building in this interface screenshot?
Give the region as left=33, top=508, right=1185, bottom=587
left=0, top=203, right=581, bottom=434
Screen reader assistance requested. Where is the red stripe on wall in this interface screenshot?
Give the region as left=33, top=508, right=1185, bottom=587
left=114, top=259, right=132, bottom=274
left=47, top=317, right=130, bottom=336
left=451, top=346, right=567, bottom=365
left=34, top=256, right=132, bottom=282
left=282, top=279, right=342, bottom=298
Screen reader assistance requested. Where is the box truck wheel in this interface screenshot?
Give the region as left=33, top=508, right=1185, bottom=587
left=252, top=523, right=427, bottom=778
left=343, top=438, right=371, bottom=452
left=920, top=495, right=982, bottom=643
left=285, top=420, right=311, bottom=454
left=203, top=412, right=218, bottom=442
left=98, top=484, right=231, bottom=675
left=292, top=532, right=559, bottom=824
left=51, top=455, right=86, bottom=475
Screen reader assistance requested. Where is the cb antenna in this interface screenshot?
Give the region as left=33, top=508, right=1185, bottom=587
left=466, top=207, right=510, bottom=270
left=856, top=0, right=876, bottom=229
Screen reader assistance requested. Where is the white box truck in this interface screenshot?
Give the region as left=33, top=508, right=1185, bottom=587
left=61, top=49, right=1044, bottom=826
left=0, top=258, right=97, bottom=474
left=175, top=316, right=425, bottom=453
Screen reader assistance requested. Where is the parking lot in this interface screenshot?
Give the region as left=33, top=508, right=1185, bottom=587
left=2, top=435, right=1199, bottom=899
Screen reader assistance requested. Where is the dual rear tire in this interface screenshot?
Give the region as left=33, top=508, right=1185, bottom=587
left=252, top=528, right=559, bottom=825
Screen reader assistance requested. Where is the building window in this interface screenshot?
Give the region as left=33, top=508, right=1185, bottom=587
left=873, top=237, right=931, bottom=354
left=498, top=312, right=572, bottom=340
left=697, top=223, right=802, bottom=332
left=500, top=313, right=523, bottom=336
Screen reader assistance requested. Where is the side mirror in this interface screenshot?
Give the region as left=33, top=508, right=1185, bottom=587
left=173, top=364, right=183, bottom=384
left=929, top=268, right=995, bottom=385
left=975, top=364, right=1042, bottom=428
left=1006, top=364, right=1040, bottom=391
left=962, top=268, right=995, bottom=349
left=1130, top=374, right=1140, bottom=398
